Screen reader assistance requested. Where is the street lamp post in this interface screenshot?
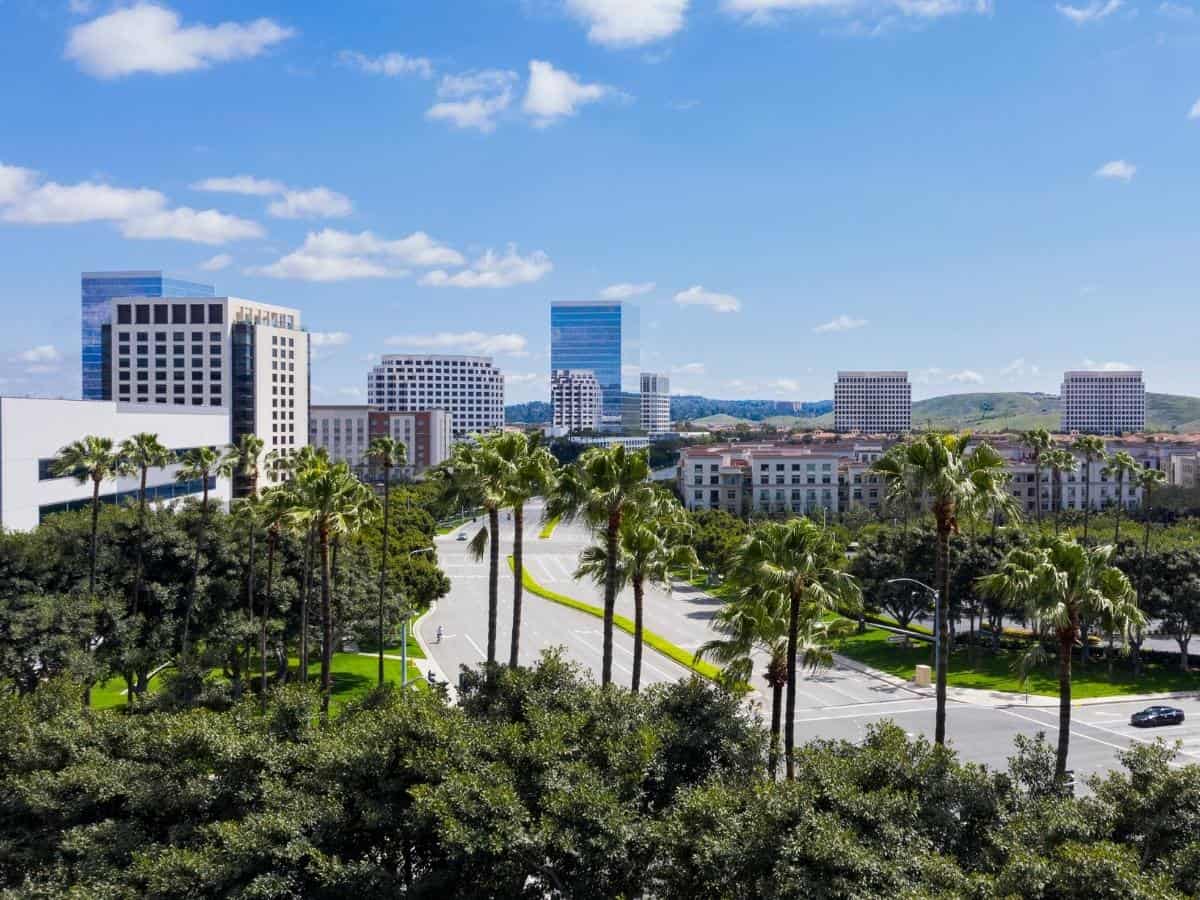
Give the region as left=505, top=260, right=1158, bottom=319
left=401, top=546, right=435, bottom=688
left=886, top=577, right=941, bottom=680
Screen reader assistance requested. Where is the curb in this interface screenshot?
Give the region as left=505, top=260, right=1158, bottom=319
left=412, top=604, right=458, bottom=702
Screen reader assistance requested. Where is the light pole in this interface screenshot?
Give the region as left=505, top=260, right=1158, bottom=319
left=400, top=546, right=435, bottom=688
left=886, top=577, right=940, bottom=680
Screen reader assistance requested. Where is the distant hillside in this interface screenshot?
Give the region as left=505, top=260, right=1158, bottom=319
left=671, top=396, right=831, bottom=422
left=505, top=401, right=552, bottom=423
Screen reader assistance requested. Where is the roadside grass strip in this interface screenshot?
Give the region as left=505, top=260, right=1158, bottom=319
left=509, top=556, right=724, bottom=683
left=538, top=515, right=562, bottom=540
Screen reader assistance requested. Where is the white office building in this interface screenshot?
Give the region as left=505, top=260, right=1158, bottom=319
left=1060, top=370, right=1145, bottom=435
left=107, top=295, right=309, bottom=492
left=0, top=397, right=231, bottom=531
left=367, top=355, right=504, bottom=437
left=309, top=406, right=452, bottom=477
left=640, top=372, right=671, bottom=435
left=834, top=371, right=912, bottom=434
left=551, top=369, right=603, bottom=432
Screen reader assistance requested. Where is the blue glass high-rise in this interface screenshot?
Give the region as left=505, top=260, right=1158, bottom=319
left=550, top=301, right=640, bottom=428
left=81, top=271, right=214, bottom=399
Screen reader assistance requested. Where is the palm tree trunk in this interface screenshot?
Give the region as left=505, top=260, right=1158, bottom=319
left=1055, top=626, right=1073, bottom=784
left=1034, top=461, right=1042, bottom=526
left=768, top=678, right=783, bottom=780
left=631, top=576, right=645, bottom=694
left=181, top=482, right=210, bottom=657
left=934, top=517, right=951, bottom=746
left=785, top=586, right=800, bottom=780
left=319, top=526, right=333, bottom=719
left=602, top=510, right=620, bottom=687
left=509, top=502, right=524, bottom=668
left=378, top=465, right=391, bottom=686
left=1114, top=476, right=1123, bottom=542
left=1082, top=464, right=1092, bottom=543
left=487, top=506, right=500, bottom=665
left=245, top=515, right=257, bottom=691
left=88, top=476, right=101, bottom=594
left=261, top=529, right=276, bottom=711
left=134, top=466, right=148, bottom=614
left=300, top=524, right=314, bottom=680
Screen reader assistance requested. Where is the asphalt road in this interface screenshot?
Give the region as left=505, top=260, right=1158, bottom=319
left=421, top=504, right=1200, bottom=784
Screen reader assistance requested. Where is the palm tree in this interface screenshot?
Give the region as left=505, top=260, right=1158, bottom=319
left=1043, top=448, right=1078, bottom=535
left=367, top=436, right=407, bottom=686
left=287, top=446, right=329, bottom=678
left=222, top=434, right=266, bottom=675
left=1071, top=435, right=1107, bottom=542
left=978, top=537, right=1140, bottom=782
left=51, top=435, right=123, bottom=594
left=727, top=518, right=861, bottom=780
left=118, top=432, right=171, bottom=615
left=175, top=446, right=221, bottom=654
left=698, top=589, right=852, bottom=779
left=491, top=433, right=558, bottom=668
left=1103, top=450, right=1139, bottom=543
left=546, top=444, right=655, bottom=687
left=291, top=462, right=377, bottom=717
left=872, top=433, right=1016, bottom=746
left=576, top=494, right=697, bottom=692
left=1020, top=428, right=1053, bottom=527
left=257, top=484, right=294, bottom=710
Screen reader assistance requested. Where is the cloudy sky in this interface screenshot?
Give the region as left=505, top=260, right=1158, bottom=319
left=2, top=0, right=1198, bottom=403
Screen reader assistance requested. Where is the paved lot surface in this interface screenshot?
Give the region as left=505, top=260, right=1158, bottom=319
left=422, top=505, right=1200, bottom=784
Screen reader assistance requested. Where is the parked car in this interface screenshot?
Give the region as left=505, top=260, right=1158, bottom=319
left=1130, top=706, right=1185, bottom=727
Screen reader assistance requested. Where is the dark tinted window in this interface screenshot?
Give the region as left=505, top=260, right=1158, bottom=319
left=135, top=304, right=150, bottom=324
left=116, top=305, right=131, bottom=325
left=172, top=304, right=187, bottom=324
left=153, top=305, right=168, bottom=324
left=208, top=304, right=223, bottom=324
left=190, top=304, right=206, bottom=324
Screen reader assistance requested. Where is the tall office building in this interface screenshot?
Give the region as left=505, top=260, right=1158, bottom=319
left=834, top=371, right=912, bottom=434
left=551, top=369, right=603, bottom=432
left=366, top=355, right=504, bottom=436
left=82, top=271, right=213, bottom=400
left=106, top=296, right=309, bottom=490
left=640, top=372, right=670, bottom=434
left=550, top=301, right=640, bottom=429
left=1060, top=370, right=1145, bottom=435
left=310, top=406, right=452, bottom=476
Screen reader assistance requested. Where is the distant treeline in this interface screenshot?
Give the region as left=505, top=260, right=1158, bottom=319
left=504, top=397, right=834, bottom=425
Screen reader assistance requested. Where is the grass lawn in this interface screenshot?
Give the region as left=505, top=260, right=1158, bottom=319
left=92, top=671, right=167, bottom=710
left=836, top=626, right=1200, bottom=699
left=360, top=630, right=426, bottom=659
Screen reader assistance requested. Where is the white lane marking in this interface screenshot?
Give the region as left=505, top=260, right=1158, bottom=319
left=568, top=631, right=633, bottom=676
left=605, top=633, right=676, bottom=680
left=552, top=556, right=574, bottom=578
left=994, top=707, right=1135, bottom=755
left=792, top=702, right=940, bottom=724
left=464, top=634, right=486, bottom=658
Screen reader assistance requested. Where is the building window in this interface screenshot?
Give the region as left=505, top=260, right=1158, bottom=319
left=208, top=304, right=223, bottom=325
left=117, top=305, right=131, bottom=325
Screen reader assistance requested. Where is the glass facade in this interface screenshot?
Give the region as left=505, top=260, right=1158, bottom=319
left=39, top=476, right=216, bottom=523
left=550, top=301, right=640, bottom=427
left=81, top=272, right=213, bottom=400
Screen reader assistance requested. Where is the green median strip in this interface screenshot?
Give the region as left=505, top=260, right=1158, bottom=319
left=508, top=555, right=724, bottom=682
left=537, top=515, right=562, bottom=540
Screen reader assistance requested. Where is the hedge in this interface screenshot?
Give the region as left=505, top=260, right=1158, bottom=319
left=538, top=516, right=562, bottom=540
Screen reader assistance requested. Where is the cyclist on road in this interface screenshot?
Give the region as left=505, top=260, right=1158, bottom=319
left=436, top=625, right=444, bottom=643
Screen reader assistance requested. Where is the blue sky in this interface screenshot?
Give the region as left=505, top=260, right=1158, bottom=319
left=1, top=0, right=1198, bottom=404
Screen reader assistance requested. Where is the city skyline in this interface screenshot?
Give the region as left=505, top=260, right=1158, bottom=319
left=2, top=2, right=1199, bottom=405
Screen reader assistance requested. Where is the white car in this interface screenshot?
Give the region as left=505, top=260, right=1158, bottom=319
left=456, top=532, right=469, bottom=541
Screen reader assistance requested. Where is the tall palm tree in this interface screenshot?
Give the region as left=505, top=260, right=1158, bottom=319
left=546, top=444, right=655, bottom=687
left=291, top=462, right=378, bottom=717
left=697, top=589, right=852, bottom=779
left=1020, top=428, right=1053, bottom=527
left=222, top=435, right=267, bottom=674
left=1043, top=448, right=1078, bottom=535
left=367, top=436, right=407, bottom=686
left=1103, top=450, right=1139, bottom=543
left=491, top=433, right=558, bottom=668
left=118, top=432, right=171, bottom=615
left=287, top=446, right=329, bottom=678
left=727, top=518, right=861, bottom=780
left=978, top=537, right=1140, bottom=782
left=1071, top=435, right=1107, bottom=543
left=257, top=484, right=294, bottom=710
left=872, top=433, right=1016, bottom=746
left=175, top=446, right=221, bottom=655
left=51, top=435, right=123, bottom=594
left=576, top=494, right=697, bottom=692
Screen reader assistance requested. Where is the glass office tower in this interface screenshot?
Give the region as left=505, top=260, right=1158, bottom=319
left=81, top=271, right=214, bottom=399
left=549, top=301, right=640, bottom=428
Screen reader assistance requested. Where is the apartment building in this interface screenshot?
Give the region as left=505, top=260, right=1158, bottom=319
left=106, top=295, right=309, bottom=492
left=640, top=372, right=671, bottom=435
left=834, top=371, right=912, bottom=434
left=679, top=444, right=842, bottom=517
left=0, top=396, right=231, bottom=531
left=309, top=406, right=452, bottom=477
left=367, top=355, right=504, bottom=437
left=551, top=369, right=603, bottom=432
left=1060, top=370, right=1145, bottom=435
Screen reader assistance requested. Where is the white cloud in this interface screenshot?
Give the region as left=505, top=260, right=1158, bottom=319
left=253, top=228, right=463, bottom=282
left=1000, top=358, right=1040, bottom=378
left=672, top=362, right=706, bottom=375
left=1095, top=159, right=1136, bottom=181
left=385, top=331, right=529, bottom=356
left=948, top=369, right=984, bottom=384
left=0, top=164, right=37, bottom=205
left=65, top=3, right=294, bottom=79
left=523, top=60, right=612, bottom=127
left=310, top=331, right=352, bottom=348
left=192, top=175, right=285, bottom=196
left=562, top=0, right=689, bottom=47
left=338, top=50, right=433, bottom=79
left=267, top=187, right=353, bottom=220
left=14, top=345, right=62, bottom=364
left=1082, top=358, right=1136, bottom=371
left=1189, top=98, right=1200, bottom=119
left=1056, top=0, right=1123, bottom=23
left=506, top=372, right=544, bottom=385
left=768, top=378, right=800, bottom=394
left=426, top=69, right=517, bottom=133
left=673, top=285, right=742, bottom=313
left=199, top=253, right=232, bottom=271
left=420, top=245, right=553, bottom=289
left=336, top=386, right=364, bottom=398
left=119, top=207, right=265, bottom=244
left=600, top=281, right=655, bottom=299
left=723, top=0, right=992, bottom=26
left=813, top=314, right=868, bottom=333
left=68, top=0, right=95, bottom=13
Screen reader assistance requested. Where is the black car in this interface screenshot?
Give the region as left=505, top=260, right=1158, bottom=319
left=1130, top=706, right=1186, bottom=727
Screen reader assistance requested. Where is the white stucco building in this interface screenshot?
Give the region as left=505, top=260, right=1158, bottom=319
left=1060, top=370, right=1145, bottom=435
left=834, top=371, right=912, bottom=434
left=551, top=369, right=603, bottom=432
left=367, top=355, right=504, bottom=437
left=640, top=372, right=671, bottom=435
left=0, top=397, right=231, bottom=532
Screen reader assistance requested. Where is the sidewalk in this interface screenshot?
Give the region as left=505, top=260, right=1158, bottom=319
left=353, top=605, right=459, bottom=702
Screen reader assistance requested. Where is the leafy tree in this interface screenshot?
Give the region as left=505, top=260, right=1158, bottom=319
left=1020, top=428, right=1053, bottom=526
left=687, top=508, right=750, bottom=576
left=50, top=435, right=123, bottom=594
left=1103, top=450, right=1139, bottom=543
left=174, top=446, right=221, bottom=655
